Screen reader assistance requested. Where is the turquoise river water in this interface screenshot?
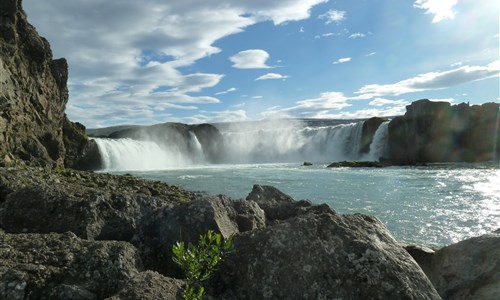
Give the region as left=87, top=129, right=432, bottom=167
left=107, top=162, right=500, bottom=247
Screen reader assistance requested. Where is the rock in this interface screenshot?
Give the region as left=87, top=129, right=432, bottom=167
left=106, top=271, right=184, bottom=300
left=246, top=184, right=313, bottom=222
left=403, top=244, right=436, bottom=276
left=0, top=0, right=95, bottom=169
left=138, top=195, right=265, bottom=275
left=412, top=232, right=500, bottom=300
left=0, top=231, right=142, bottom=299
left=360, top=117, right=386, bottom=154
left=0, top=167, right=194, bottom=240
left=192, top=123, right=225, bottom=163
left=216, top=207, right=441, bottom=299
left=63, top=115, right=103, bottom=170
left=327, top=160, right=390, bottom=168
left=388, top=99, right=500, bottom=164
left=302, top=161, right=313, bottom=166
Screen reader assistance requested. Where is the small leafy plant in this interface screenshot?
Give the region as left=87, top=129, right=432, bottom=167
left=172, top=230, right=233, bottom=300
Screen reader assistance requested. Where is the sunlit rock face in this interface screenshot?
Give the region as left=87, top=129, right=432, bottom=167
left=0, top=0, right=94, bottom=168
left=388, top=99, right=500, bottom=164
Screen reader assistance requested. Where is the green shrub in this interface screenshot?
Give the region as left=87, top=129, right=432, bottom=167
left=172, top=230, right=233, bottom=300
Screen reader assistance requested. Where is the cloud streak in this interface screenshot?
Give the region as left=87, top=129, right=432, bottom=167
left=356, top=60, right=500, bottom=97
left=255, top=73, right=290, bottom=81
left=319, top=10, right=346, bottom=24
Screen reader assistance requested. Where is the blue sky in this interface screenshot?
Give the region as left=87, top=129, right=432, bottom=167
left=24, top=0, right=499, bottom=128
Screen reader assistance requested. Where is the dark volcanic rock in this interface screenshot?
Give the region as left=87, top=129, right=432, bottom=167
left=410, top=232, right=500, bottom=300
left=0, top=231, right=142, bottom=300
left=217, top=207, right=441, bottom=299
left=360, top=117, right=386, bottom=154
left=246, top=184, right=313, bottom=222
left=327, top=160, right=390, bottom=168
left=138, top=195, right=265, bottom=275
left=192, top=123, right=225, bottom=163
left=106, top=271, right=184, bottom=300
left=388, top=99, right=500, bottom=164
left=63, top=115, right=102, bottom=170
left=0, top=0, right=95, bottom=169
left=0, top=167, right=194, bottom=240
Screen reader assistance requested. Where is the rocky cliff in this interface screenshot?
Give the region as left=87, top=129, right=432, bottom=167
left=388, top=99, right=500, bottom=164
left=0, top=0, right=94, bottom=168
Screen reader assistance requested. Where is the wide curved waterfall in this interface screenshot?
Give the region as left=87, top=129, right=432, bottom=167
left=93, top=120, right=380, bottom=171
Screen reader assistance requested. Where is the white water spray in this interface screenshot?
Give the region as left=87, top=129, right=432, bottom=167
left=365, top=121, right=389, bottom=161
left=493, top=108, right=500, bottom=161
left=93, top=120, right=369, bottom=170
left=94, top=138, right=197, bottom=171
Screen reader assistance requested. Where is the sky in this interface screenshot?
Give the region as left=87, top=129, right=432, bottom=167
left=23, top=0, right=499, bottom=128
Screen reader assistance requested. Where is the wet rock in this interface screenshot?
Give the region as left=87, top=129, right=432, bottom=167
left=217, top=208, right=441, bottom=299
left=388, top=99, right=500, bottom=164
left=0, top=231, right=142, bottom=299
left=327, top=160, right=390, bottom=168
left=106, top=271, right=184, bottom=300
left=360, top=117, right=386, bottom=154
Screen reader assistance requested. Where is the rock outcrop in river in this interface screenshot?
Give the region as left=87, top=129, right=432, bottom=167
left=388, top=99, right=500, bottom=164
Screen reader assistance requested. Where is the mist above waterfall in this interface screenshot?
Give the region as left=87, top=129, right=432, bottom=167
left=93, top=119, right=389, bottom=171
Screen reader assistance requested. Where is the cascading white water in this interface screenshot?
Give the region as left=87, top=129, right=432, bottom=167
left=94, top=138, right=199, bottom=170
left=93, top=120, right=369, bottom=170
left=493, top=108, right=500, bottom=161
left=220, top=121, right=366, bottom=164
left=365, top=121, right=389, bottom=161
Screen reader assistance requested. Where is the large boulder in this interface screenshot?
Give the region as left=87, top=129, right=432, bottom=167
left=138, top=195, right=265, bottom=275
left=216, top=205, right=441, bottom=299
left=0, top=231, right=142, bottom=300
left=408, top=232, right=500, bottom=300
left=0, top=167, right=194, bottom=240
left=106, top=271, right=184, bottom=300
left=62, top=115, right=102, bottom=170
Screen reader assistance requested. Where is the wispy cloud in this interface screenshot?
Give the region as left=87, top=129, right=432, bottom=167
left=23, top=0, right=328, bottom=127
left=215, top=87, right=237, bottom=95
left=414, top=0, right=457, bottom=23
left=333, top=57, right=352, bottom=64
left=255, top=73, right=289, bottom=81
left=319, top=10, right=346, bottom=24
left=356, top=60, right=500, bottom=97
left=230, top=49, right=272, bottom=69
left=365, top=52, right=377, bottom=57
left=349, top=33, right=366, bottom=39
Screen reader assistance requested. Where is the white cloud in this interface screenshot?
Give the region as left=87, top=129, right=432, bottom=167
left=319, top=10, right=346, bottom=24
left=365, top=52, right=377, bottom=57
left=255, top=73, right=290, bottom=81
left=414, top=0, right=457, bottom=23
left=215, top=87, right=237, bottom=95
left=349, top=33, right=366, bottom=39
left=230, top=49, right=272, bottom=69
left=450, top=61, right=463, bottom=67
left=356, top=60, right=500, bottom=98
left=22, top=0, right=327, bottom=127
left=252, top=96, right=263, bottom=99
left=333, top=57, right=352, bottom=64
left=369, top=98, right=409, bottom=107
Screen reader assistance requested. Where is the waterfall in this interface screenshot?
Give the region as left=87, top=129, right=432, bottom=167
left=365, top=121, right=389, bottom=161
left=94, top=138, right=198, bottom=170
left=493, top=108, right=500, bottom=161
left=93, top=120, right=369, bottom=170
left=220, top=121, right=366, bottom=164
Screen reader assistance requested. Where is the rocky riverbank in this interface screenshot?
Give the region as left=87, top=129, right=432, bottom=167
left=1, top=166, right=499, bottom=299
